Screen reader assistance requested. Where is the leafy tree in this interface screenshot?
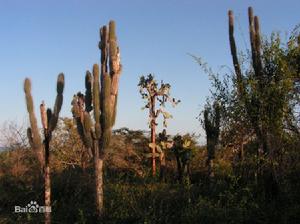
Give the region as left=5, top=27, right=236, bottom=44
left=138, top=74, right=180, bottom=177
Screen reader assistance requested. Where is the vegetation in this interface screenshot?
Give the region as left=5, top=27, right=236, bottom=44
left=0, top=6, right=299, bottom=224
left=138, top=74, right=180, bottom=177
left=23, top=73, right=65, bottom=224
left=71, top=20, right=122, bottom=218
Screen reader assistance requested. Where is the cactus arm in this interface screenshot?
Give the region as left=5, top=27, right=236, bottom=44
left=93, top=64, right=101, bottom=139
left=49, top=73, right=65, bottom=132
left=40, top=101, right=48, bottom=130
left=248, top=7, right=257, bottom=70
left=254, top=16, right=263, bottom=76
left=100, top=72, right=112, bottom=148
left=85, top=71, right=93, bottom=112
left=228, top=10, right=244, bottom=96
left=83, top=112, right=93, bottom=148
left=24, top=78, right=44, bottom=165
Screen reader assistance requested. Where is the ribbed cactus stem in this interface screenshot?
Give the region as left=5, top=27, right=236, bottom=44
left=83, top=112, right=93, bottom=148
left=100, top=26, right=108, bottom=75
left=228, top=10, right=243, bottom=96
left=40, top=101, right=48, bottom=130
left=108, top=20, right=121, bottom=116
left=101, top=73, right=112, bottom=148
left=50, top=73, right=65, bottom=131
left=85, top=71, right=93, bottom=112
left=93, top=64, right=101, bottom=139
left=254, top=16, right=263, bottom=76
left=24, top=78, right=44, bottom=165
left=108, top=20, right=119, bottom=75
left=111, top=95, right=118, bottom=126
left=24, top=73, right=64, bottom=224
left=72, top=21, right=122, bottom=217
left=248, top=7, right=256, bottom=67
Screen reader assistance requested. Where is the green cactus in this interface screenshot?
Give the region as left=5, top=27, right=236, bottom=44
left=71, top=20, right=122, bottom=217
left=228, top=7, right=268, bottom=154
left=203, top=101, right=220, bottom=178
left=228, top=8, right=289, bottom=195
left=24, top=73, right=65, bottom=224
left=24, top=78, right=44, bottom=165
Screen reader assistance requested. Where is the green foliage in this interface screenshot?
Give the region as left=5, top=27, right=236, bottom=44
left=172, top=134, right=197, bottom=164
left=138, top=74, right=180, bottom=128
left=227, top=8, right=298, bottom=156
left=171, top=134, right=198, bottom=182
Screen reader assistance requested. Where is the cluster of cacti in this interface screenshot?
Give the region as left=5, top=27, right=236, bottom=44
left=71, top=20, right=121, bottom=216
left=138, top=74, right=180, bottom=176
left=227, top=8, right=296, bottom=197
left=228, top=7, right=287, bottom=156
left=24, top=73, right=65, bottom=224
left=203, top=101, right=220, bottom=178
left=229, top=8, right=264, bottom=155
left=228, top=8, right=261, bottom=129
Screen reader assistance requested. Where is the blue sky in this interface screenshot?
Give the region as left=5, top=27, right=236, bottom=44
left=0, top=0, right=299, bottom=142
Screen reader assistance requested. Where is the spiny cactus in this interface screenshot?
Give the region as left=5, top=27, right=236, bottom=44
left=71, top=20, right=121, bottom=217
left=228, top=7, right=267, bottom=154
left=24, top=78, right=44, bottom=165
left=24, top=73, right=65, bottom=224
left=204, top=101, right=220, bottom=179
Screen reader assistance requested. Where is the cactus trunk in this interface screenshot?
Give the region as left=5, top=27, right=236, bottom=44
left=44, top=131, right=51, bottom=224
left=94, top=140, right=104, bottom=216
left=72, top=20, right=121, bottom=217
left=24, top=73, right=64, bottom=224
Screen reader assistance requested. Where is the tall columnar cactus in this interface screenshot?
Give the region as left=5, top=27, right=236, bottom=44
left=71, top=20, right=121, bottom=217
left=204, top=101, right=220, bottom=178
left=138, top=74, right=180, bottom=177
left=228, top=7, right=267, bottom=154
left=228, top=8, right=291, bottom=197
left=24, top=73, right=65, bottom=224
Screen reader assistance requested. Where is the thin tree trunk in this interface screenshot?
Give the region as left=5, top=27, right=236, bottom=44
left=94, top=141, right=104, bottom=217
left=150, top=96, right=156, bottom=177
left=44, top=136, right=51, bottom=224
